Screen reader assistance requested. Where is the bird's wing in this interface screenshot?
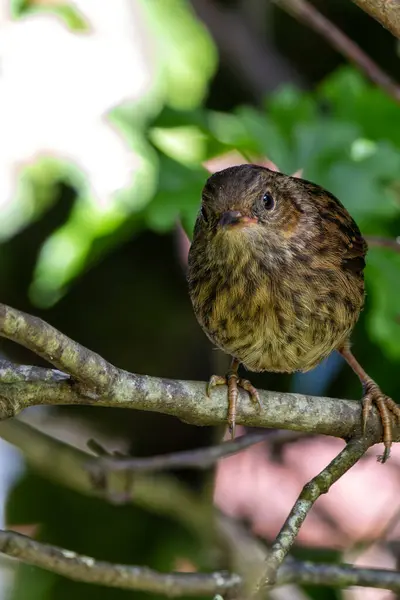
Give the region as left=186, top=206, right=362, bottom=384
left=302, top=180, right=368, bottom=275
left=339, top=218, right=368, bottom=275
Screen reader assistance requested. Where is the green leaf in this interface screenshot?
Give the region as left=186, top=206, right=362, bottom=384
left=10, top=1, right=89, bottom=30
left=9, top=0, right=29, bottom=17
left=266, top=84, right=317, bottom=138
left=366, top=249, right=400, bottom=359
left=28, top=131, right=159, bottom=308
left=145, top=157, right=205, bottom=236
left=293, top=120, right=360, bottom=180
left=207, top=110, right=256, bottom=150
left=137, top=0, right=217, bottom=110
left=0, top=158, right=85, bottom=242
left=236, top=106, right=292, bottom=170
left=326, top=142, right=400, bottom=225
left=320, top=67, right=400, bottom=147
left=149, top=125, right=208, bottom=166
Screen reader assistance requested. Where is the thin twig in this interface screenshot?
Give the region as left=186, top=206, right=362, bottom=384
left=87, top=430, right=275, bottom=475
left=280, top=559, right=400, bottom=592
left=0, top=529, right=241, bottom=596
left=272, top=0, right=400, bottom=103
left=365, top=236, right=400, bottom=253
left=191, top=0, right=303, bottom=99
left=351, top=0, right=400, bottom=40
left=0, top=360, right=70, bottom=383
left=254, top=436, right=371, bottom=595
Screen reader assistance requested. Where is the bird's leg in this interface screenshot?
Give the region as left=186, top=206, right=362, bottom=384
left=206, top=358, right=261, bottom=438
left=339, top=346, right=400, bottom=462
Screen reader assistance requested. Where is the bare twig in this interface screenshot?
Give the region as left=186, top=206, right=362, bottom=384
left=351, top=0, right=400, bottom=40
left=272, top=0, right=400, bottom=103
left=217, top=512, right=269, bottom=596
left=87, top=430, right=274, bottom=475
left=2, top=523, right=400, bottom=595
left=191, top=0, right=303, bottom=99
left=365, top=235, right=400, bottom=253
left=0, top=360, right=69, bottom=383
left=86, top=438, right=125, bottom=458
left=0, top=529, right=241, bottom=596
left=280, top=559, right=400, bottom=592
left=254, top=436, right=371, bottom=594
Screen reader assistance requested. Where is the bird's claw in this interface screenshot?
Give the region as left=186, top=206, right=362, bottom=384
left=362, top=381, right=400, bottom=463
left=206, top=375, right=227, bottom=397
left=237, top=377, right=261, bottom=409
left=206, top=372, right=261, bottom=438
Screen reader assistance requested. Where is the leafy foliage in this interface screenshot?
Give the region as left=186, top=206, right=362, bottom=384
left=5, top=36, right=400, bottom=356
left=4, top=0, right=217, bottom=307
left=144, top=68, right=400, bottom=360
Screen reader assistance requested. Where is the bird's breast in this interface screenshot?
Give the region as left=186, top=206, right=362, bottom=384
left=188, top=245, right=364, bottom=373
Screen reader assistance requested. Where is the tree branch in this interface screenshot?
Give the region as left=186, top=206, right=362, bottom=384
left=365, top=235, right=400, bottom=253
left=351, top=0, right=400, bottom=40
left=0, top=303, right=395, bottom=455
left=191, top=0, right=303, bottom=99
left=272, top=0, right=400, bottom=103
left=0, top=529, right=240, bottom=596
left=254, top=436, right=372, bottom=594
left=11, top=419, right=393, bottom=596
left=0, top=357, right=388, bottom=442
left=4, top=420, right=382, bottom=595
left=218, top=512, right=400, bottom=595
left=2, top=525, right=400, bottom=595
left=0, top=304, right=118, bottom=395
left=87, top=430, right=301, bottom=476
left=0, top=299, right=398, bottom=596
left=281, top=559, right=400, bottom=592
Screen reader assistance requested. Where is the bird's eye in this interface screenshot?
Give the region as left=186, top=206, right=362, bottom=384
left=200, top=206, right=208, bottom=223
left=263, top=192, right=275, bottom=210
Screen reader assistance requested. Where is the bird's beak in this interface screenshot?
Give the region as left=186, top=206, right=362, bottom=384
left=219, top=211, right=258, bottom=228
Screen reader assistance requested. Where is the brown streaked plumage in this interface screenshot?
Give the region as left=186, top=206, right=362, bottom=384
left=187, top=164, right=400, bottom=461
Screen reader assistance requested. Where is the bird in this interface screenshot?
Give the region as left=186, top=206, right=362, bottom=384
left=187, top=163, right=400, bottom=462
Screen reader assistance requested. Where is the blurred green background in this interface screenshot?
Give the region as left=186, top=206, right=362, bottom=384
left=1, top=0, right=400, bottom=598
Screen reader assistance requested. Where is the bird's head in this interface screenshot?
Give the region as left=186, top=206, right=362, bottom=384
left=193, top=164, right=313, bottom=263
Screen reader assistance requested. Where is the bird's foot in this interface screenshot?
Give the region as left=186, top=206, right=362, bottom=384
left=206, top=371, right=261, bottom=439
left=362, top=380, right=400, bottom=463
